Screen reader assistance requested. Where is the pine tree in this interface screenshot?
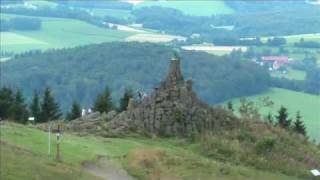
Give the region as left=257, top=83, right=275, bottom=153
left=40, top=88, right=61, bottom=122
left=10, top=89, right=29, bottom=123
left=227, top=101, right=234, bottom=112
left=119, top=88, right=133, bottom=112
left=276, top=106, right=291, bottom=129
left=93, top=86, right=114, bottom=113
left=66, top=100, right=81, bottom=121
left=293, top=111, right=306, bottom=136
left=0, top=87, right=14, bottom=119
left=29, top=90, right=41, bottom=122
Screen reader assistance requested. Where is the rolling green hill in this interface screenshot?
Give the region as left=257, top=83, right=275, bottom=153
left=135, top=1, right=234, bottom=16
left=226, top=88, right=320, bottom=142
left=0, top=14, right=136, bottom=53
left=1, top=122, right=317, bottom=180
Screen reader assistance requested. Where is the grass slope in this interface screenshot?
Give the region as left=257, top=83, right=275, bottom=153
left=135, top=1, right=234, bottom=16
left=226, top=88, right=320, bottom=142
left=0, top=122, right=306, bottom=180
left=0, top=14, right=136, bottom=53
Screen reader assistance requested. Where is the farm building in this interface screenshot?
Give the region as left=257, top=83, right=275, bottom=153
left=262, top=56, right=289, bottom=70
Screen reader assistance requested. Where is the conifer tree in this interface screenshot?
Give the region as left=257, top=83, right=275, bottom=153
left=40, top=87, right=61, bottom=122
left=276, top=106, right=291, bottom=129
left=66, top=100, right=81, bottom=121
left=119, top=88, right=134, bottom=112
left=93, top=86, right=113, bottom=113
left=29, top=90, right=41, bottom=122
left=0, top=87, right=14, bottom=119
left=10, top=89, right=29, bottom=123
left=293, top=111, right=306, bottom=136
left=227, top=101, right=234, bottom=112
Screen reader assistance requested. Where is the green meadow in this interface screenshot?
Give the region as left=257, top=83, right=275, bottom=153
left=0, top=14, right=136, bottom=53
left=0, top=122, right=304, bottom=180
left=226, top=88, right=320, bottom=142
left=135, top=1, right=234, bottom=16
left=270, top=67, right=306, bottom=80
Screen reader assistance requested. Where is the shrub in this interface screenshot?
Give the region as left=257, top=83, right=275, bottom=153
left=255, top=135, right=277, bottom=153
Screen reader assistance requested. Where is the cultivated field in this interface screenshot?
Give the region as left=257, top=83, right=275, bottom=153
left=0, top=14, right=136, bottom=53
left=135, top=1, right=234, bottom=16
left=226, top=88, right=320, bottom=142
left=125, top=33, right=186, bottom=43
left=182, top=45, right=247, bottom=55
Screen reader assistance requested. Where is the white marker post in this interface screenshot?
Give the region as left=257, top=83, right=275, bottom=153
left=28, top=117, right=35, bottom=125
left=48, top=125, right=51, bottom=156
left=311, top=169, right=320, bottom=176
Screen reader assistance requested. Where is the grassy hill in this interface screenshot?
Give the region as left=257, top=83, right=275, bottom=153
left=225, top=88, right=320, bottom=142
left=1, top=122, right=317, bottom=180
left=0, top=14, right=136, bottom=53
left=135, top=1, right=234, bottom=16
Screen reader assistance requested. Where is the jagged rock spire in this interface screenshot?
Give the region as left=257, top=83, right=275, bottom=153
left=162, top=50, right=184, bottom=88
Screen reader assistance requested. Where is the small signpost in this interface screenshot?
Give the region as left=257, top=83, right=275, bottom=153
left=55, top=125, right=62, bottom=162
left=48, top=124, right=62, bottom=161
left=28, top=117, right=35, bottom=125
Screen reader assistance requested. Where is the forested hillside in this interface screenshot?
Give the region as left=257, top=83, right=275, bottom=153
left=2, top=42, right=270, bottom=110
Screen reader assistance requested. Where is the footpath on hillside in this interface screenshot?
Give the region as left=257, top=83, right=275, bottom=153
left=82, top=157, right=135, bottom=180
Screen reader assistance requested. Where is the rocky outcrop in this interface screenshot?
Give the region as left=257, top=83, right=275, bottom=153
left=61, top=54, right=238, bottom=137
left=107, top=55, right=237, bottom=137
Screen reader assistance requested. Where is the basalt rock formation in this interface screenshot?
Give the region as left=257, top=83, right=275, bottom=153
left=62, top=54, right=237, bottom=137
left=106, top=55, right=237, bottom=137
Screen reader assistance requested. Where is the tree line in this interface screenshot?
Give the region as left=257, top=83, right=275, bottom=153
left=133, top=5, right=320, bottom=38
left=0, top=86, right=134, bottom=123
left=1, top=85, right=307, bottom=139
left=211, top=37, right=286, bottom=47
left=0, top=17, right=42, bottom=31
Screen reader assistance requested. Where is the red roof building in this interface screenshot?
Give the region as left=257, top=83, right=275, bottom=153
left=262, top=56, right=289, bottom=64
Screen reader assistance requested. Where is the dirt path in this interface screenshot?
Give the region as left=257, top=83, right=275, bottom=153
left=82, top=157, right=135, bottom=180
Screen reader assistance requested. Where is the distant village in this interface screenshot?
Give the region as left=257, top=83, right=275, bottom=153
left=253, top=56, right=290, bottom=73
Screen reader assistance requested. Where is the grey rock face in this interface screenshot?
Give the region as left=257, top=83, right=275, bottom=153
left=108, top=56, right=237, bottom=137
left=63, top=55, right=237, bottom=137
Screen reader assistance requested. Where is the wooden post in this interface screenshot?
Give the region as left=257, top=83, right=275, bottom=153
left=56, top=124, right=61, bottom=162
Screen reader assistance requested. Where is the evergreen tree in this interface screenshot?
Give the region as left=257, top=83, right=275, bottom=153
left=66, top=100, right=81, bottom=121
left=276, top=106, right=291, bottom=129
left=10, top=89, right=29, bottom=123
left=0, top=87, right=14, bottom=119
left=29, top=90, right=41, bottom=122
left=93, top=86, right=113, bottom=113
left=119, top=88, right=133, bottom=112
left=293, top=111, right=306, bottom=136
left=227, top=101, right=234, bottom=112
left=40, top=87, right=61, bottom=122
